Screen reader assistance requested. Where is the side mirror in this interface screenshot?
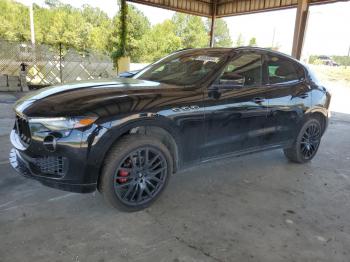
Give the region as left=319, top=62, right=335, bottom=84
left=118, top=70, right=141, bottom=78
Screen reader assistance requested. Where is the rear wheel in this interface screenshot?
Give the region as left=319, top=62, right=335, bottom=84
left=100, top=135, right=173, bottom=211
left=284, top=118, right=322, bottom=163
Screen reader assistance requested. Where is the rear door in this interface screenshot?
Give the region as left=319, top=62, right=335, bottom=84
left=263, top=54, right=311, bottom=145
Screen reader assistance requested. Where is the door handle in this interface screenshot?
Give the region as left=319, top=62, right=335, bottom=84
left=252, top=97, right=265, bottom=103
left=298, top=93, right=309, bottom=99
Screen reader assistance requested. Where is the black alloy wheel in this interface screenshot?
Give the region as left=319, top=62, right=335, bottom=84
left=100, top=135, right=173, bottom=211
left=114, top=147, right=167, bottom=206
left=284, top=118, right=323, bottom=163
left=299, top=122, right=321, bottom=160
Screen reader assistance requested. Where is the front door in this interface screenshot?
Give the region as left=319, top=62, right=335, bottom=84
left=202, top=52, right=269, bottom=160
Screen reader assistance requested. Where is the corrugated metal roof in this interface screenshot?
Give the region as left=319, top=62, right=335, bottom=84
left=129, top=0, right=212, bottom=16
left=128, top=0, right=347, bottom=17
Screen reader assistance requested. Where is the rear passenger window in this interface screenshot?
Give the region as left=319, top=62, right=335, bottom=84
left=267, top=56, right=304, bottom=84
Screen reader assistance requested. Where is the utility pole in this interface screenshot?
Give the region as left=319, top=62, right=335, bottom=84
left=29, top=3, right=35, bottom=45
left=21, top=1, right=35, bottom=91
left=271, top=27, right=276, bottom=49
left=346, top=44, right=349, bottom=69
left=59, top=43, right=63, bottom=83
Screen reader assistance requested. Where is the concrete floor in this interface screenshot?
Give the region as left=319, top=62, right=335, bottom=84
left=1, top=92, right=350, bottom=262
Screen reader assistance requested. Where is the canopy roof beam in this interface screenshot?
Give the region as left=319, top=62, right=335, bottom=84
left=292, top=0, right=309, bottom=59
left=209, top=0, right=217, bottom=47
left=127, top=0, right=345, bottom=18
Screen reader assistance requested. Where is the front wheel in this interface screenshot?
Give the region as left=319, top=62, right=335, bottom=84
left=284, top=118, right=322, bottom=163
left=100, top=135, right=173, bottom=211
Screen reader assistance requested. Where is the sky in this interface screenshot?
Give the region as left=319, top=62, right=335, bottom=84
left=17, top=0, right=350, bottom=56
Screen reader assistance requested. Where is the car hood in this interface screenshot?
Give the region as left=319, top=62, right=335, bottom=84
left=14, top=78, right=181, bottom=117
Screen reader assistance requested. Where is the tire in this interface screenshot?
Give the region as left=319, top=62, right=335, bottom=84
left=284, top=118, right=322, bottom=163
left=100, top=134, right=173, bottom=212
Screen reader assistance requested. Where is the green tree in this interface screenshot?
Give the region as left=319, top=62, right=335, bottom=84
left=172, top=13, right=208, bottom=48
left=44, top=0, right=62, bottom=8
left=137, top=20, right=182, bottom=62
left=110, top=4, right=151, bottom=62
left=332, top=55, right=350, bottom=66
left=81, top=5, right=113, bottom=52
left=235, top=33, right=244, bottom=47
left=0, top=0, right=30, bottom=41
left=37, top=6, right=87, bottom=49
left=1, top=0, right=229, bottom=63
left=33, top=2, right=113, bottom=52
left=206, top=18, right=232, bottom=47
left=248, top=37, right=257, bottom=47
left=0, top=0, right=151, bottom=59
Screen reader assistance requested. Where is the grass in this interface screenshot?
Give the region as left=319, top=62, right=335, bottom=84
left=309, top=65, right=350, bottom=87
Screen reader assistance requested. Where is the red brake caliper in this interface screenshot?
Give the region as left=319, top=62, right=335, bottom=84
left=117, top=170, right=129, bottom=183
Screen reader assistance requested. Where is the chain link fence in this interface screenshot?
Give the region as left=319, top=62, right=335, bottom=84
left=0, top=40, right=116, bottom=88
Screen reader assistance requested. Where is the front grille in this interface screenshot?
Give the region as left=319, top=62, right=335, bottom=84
left=15, top=114, right=31, bottom=145
left=34, top=156, right=68, bottom=177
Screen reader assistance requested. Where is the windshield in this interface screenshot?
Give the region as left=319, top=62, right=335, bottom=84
left=134, top=50, right=228, bottom=86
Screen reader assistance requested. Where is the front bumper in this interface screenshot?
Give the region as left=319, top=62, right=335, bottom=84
left=9, top=148, right=96, bottom=193
left=8, top=120, right=109, bottom=193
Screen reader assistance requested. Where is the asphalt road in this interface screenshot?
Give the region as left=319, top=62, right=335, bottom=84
left=0, top=92, right=350, bottom=262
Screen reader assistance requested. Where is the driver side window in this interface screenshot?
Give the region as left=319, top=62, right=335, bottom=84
left=218, top=53, right=262, bottom=87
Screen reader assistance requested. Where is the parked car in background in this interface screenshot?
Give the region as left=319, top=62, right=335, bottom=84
left=10, top=47, right=331, bottom=211
left=317, top=55, right=339, bottom=66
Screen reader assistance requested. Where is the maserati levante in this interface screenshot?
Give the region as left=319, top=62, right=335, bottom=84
left=10, top=47, right=331, bottom=211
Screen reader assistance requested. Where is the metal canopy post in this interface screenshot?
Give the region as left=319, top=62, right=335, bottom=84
left=209, top=0, right=217, bottom=47
left=292, top=0, right=309, bottom=60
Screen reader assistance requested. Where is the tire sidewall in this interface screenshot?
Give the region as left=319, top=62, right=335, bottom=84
left=295, top=118, right=322, bottom=163
left=101, top=136, right=173, bottom=211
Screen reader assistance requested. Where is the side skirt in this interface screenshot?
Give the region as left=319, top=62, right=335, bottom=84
left=178, top=140, right=293, bottom=173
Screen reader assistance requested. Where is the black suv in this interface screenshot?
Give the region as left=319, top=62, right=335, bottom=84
left=10, top=47, right=331, bottom=211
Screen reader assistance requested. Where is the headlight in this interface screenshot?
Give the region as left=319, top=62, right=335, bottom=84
left=28, top=116, right=97, bottom=131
